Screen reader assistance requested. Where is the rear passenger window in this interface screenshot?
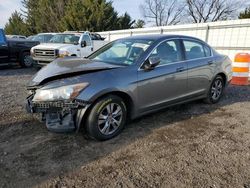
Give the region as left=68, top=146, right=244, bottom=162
left=183, top=40, right=206, bottom=60
left=204, top=45, right=212, bottom=57
left=150, top=40, right=182, bottom=65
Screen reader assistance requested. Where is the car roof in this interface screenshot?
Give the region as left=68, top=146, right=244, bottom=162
left=37, top=33, right=57, bottom=35
left=63, top=33, right=82, bottom=35
left=58, top=33, right=82, bottom=37
left=123, top=34, right=205, bottom=43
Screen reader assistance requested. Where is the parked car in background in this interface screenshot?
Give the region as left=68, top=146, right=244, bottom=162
left=26, top=35, right=35, bottom=40
left=90, top=33, right=106, bottom=41
left=0, top=29, right=39, bottom=67
left=29, top=33, right=57, bottom=43
left=30, top=31, right=108, bottom=66
left=26, top=35, right=232, bottom=140
left=6, top=35, right=26, bottom=39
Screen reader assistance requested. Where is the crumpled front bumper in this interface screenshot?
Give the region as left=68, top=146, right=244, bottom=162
left=26, top=95, right=90, bottom=133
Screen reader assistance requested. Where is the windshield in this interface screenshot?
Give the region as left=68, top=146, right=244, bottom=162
left=32, top=34, right=54, bottom=43
left=49, top=34, right=80, bottom=44
left=89, top=39, right=154, bottom=65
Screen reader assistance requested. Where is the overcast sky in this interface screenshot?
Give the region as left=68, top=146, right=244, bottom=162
left=0, top=0, right=144, bottom=28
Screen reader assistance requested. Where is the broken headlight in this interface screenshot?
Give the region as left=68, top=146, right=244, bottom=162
left=32, top=83, right=89, bottom=102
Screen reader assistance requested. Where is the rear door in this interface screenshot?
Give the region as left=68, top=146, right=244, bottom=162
left=137, top=39, right=188, bottom=112
left=182, top=39, right=215, bottom=96
left=0, top=29, right=9, bottom=64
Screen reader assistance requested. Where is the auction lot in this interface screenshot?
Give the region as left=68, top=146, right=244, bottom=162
left=0, top=67, right=250, bottom=188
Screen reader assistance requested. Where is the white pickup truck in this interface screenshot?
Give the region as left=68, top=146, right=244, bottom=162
left=31, top=31, right=108, bottom=65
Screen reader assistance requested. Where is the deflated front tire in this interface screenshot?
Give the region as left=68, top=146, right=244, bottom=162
left=85, top=95, right=127, bottom=141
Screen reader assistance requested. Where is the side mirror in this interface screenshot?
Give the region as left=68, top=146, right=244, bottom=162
left=81, top=40, right=87, bottom=48
left=144, top=56, right=160, bottom=70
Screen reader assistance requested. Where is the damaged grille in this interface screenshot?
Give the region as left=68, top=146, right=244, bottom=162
left=26, top=92, right=89, bottom=114
left=33, top=101, right=80, bottom=109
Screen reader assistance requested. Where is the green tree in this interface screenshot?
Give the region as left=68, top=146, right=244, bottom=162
left=6, top=0, right=135, bottom=35
left=4, top=11, right=29, bottom=35
left=116, top=13, right=135, bottom=30
left=133, top=19, right=145, bottom=28
left=36, top=0, right=69, bottom=32
left=61, top=0, right=132, bottom=31
left=21, top=0, right=69, bottom=33
left=61, top=0, right=90, bottom=31
left=21, top=0, right=39, bottom=34
left=239, top=7, right=250, bottom=19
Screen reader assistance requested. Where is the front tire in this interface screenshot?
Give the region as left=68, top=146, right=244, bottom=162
left=85, top=95, right=127, bottom=141
left=20, top=52, right=33, bottom=68
left=204, top=75, right=225, bottom=104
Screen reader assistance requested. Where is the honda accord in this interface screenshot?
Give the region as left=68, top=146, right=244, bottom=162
left=26, top=35, right=232, bottom=140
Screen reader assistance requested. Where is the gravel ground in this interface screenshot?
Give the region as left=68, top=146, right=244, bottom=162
left=0, top=67, right=250, bottom=188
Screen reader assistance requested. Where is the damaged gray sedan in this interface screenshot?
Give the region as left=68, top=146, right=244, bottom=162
left=26, top=35, right=232, bottom=140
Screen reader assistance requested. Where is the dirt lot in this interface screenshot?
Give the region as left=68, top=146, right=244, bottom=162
left=0, top=67, right=250, bottom=188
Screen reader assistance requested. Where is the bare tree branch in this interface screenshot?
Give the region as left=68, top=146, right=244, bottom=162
left=186, top=0, right=244, bottom=23
left=140, top=0, right=185, bottom=26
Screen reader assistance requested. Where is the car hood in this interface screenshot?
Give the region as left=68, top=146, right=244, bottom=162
left=32, top=43, right=73, bottom=49
left=28, top=57, right=123, bottom=87
left=7, top=39, right=40, bottom=46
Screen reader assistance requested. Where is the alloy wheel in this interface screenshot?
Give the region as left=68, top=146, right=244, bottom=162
left=98, top=103, right=123, bottom=135
left=211, top=79, right=223, bottom=101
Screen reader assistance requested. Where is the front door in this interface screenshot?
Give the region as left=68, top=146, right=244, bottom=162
left=0, top=30, right=8, bottom=65
left=80, top=34, right=93, bottom=57
left=137, top=39, right=188, bottom=113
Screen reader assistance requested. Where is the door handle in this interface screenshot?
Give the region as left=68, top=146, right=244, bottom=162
left=176, top=67, right=185, bottom=72
left=207, top=60, right=215, bottom=65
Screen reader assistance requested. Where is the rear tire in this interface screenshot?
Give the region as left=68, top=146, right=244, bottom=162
left=204, top=75, right=225, bottom=104
left=20, top=52, right=33, bottom=68
left=85, top=95, right=127, bottom=141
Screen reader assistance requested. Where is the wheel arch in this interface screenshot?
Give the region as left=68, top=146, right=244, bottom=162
left=77, top=90, right=135, bottom=132
left=19, top=49, right=30, bottom=60
left=216, top=72, right=227, bottom=86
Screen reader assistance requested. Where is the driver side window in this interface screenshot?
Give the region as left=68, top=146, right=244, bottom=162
left=150, top=40, right=181, bottom=65
left=82, top=35, right=91, bottom=46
